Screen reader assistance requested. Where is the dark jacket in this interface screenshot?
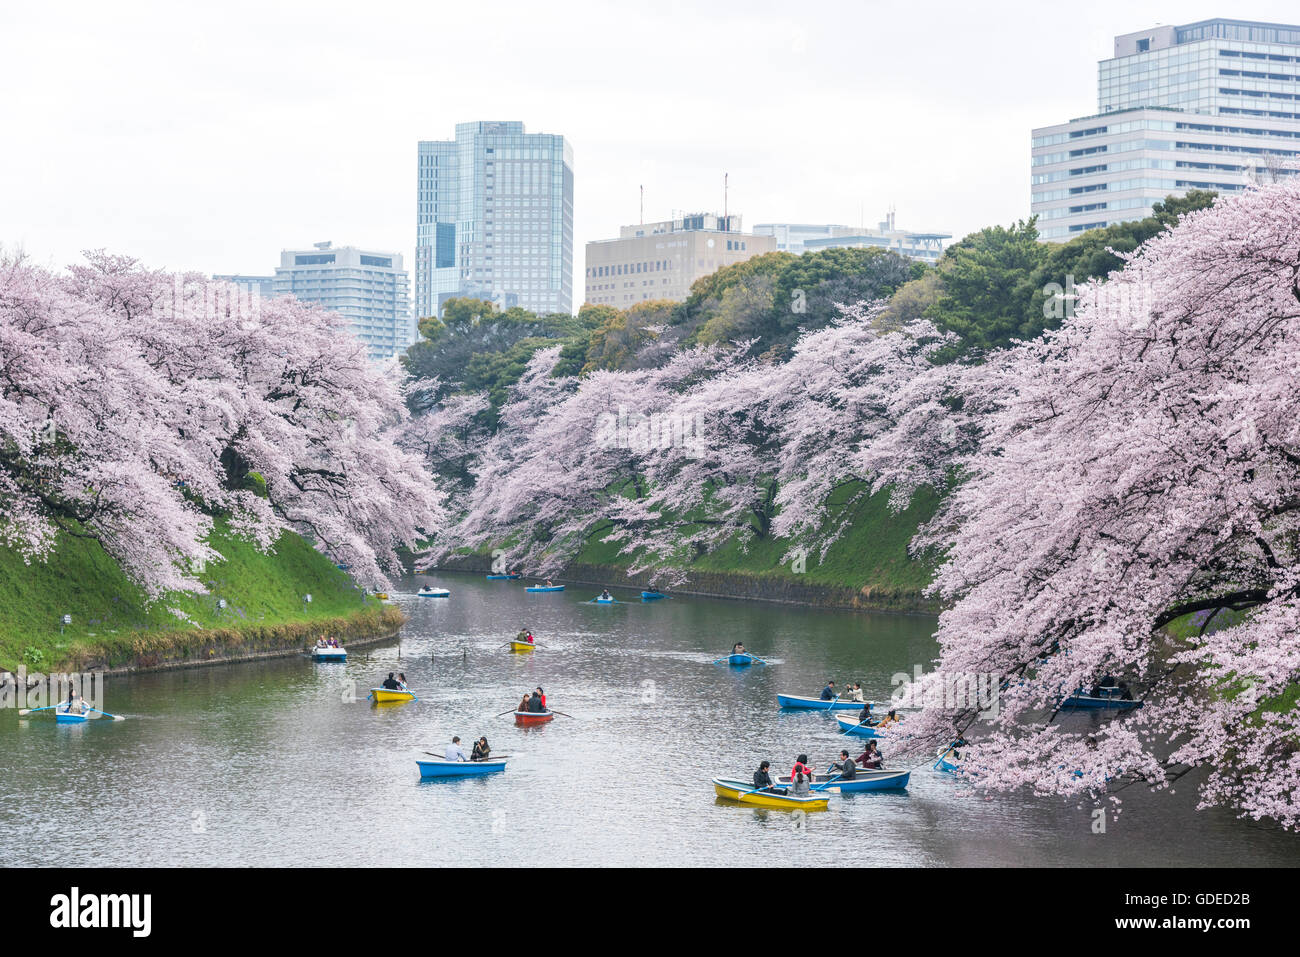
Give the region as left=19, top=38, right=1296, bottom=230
left=753, top=769, right=772, bottom=789
left=381, top=677, right=400, bottom=690
left=528, top=693, right=544, bottom=712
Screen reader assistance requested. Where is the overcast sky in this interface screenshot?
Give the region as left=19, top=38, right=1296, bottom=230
left=3, top=1, right=1296, bottom=299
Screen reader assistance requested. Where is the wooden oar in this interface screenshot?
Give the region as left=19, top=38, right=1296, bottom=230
left=495, top=709, right=517, bottom=717
left=86, top=706, right=125, bottom=721
left=17, top=705, right=58, bottom=716
left=548, top=710, right=575, bottom=719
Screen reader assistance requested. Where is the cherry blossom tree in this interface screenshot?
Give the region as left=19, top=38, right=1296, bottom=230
left=891, top=183, right=1300, bottom=828
left=0, top=250, right=445, bottom=597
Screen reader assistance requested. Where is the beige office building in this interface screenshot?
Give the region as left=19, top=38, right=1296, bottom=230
left=584, top=213, right=776, bottom=306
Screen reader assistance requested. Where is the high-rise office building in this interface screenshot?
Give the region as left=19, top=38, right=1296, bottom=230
left=1031, top=18, right=1300, bottom=240
left=584, top=213, right=776, bottom=306
left=753, top=213, right=950, bottom=264
left=273, top=242, right=412, bottom=361
left=416, top=121, right=574, bottom=319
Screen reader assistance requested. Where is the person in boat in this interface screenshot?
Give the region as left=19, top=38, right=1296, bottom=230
left=64, top=688, right=86, bottom=715
left=857, top=741, right=883, bottom=770
left=471, top=737, right=491, bottom=761
left=857, top=702, right=873, bottom=724
left=535, top=686, right=547, bottom=710
left=790, top=766, right=811, bottom=796
left=381, top=672, right=400, bottom=690
left=732, top=642, right=746, bottom=655
left=829, top=749, right=857, bottom=780
left=599, top=589, right=612, bottom=601
left=820, top=681, right=836, bottom=701
left=528, top=690, right=544, bottom=713
left=445, top=736, right=468, bottom=762
left=847, top=682, right=865, bottom=703
left=790, top=754, right=815, bottom=791
left=518, top=692, right=532, bottom=713
left=876, top=709, right=899, bottom=728
left=397, top=673, right=409, bottom=691
left=753, top=760, right=785, bottom=795
left=545, top=580, right=554, bottom=587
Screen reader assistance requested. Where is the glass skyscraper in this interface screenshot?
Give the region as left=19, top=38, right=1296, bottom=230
left=1031, top=18, right=1300, bottom=240
left=416, top=121, right=574, bottom=318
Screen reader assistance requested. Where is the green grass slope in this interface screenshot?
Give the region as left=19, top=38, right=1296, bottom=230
left=0, top=520, right=378, bottom=672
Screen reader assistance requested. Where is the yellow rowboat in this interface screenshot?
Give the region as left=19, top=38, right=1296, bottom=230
left=369, top=688, right=417, bottom=704
left=711, top=777, right=830, bottom=811
left=373, top=592, right=389, bottom=600
left=509, top=640, right=537, bottom=653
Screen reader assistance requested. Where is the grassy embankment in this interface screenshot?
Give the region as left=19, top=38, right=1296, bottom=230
left=565, top=482, right=942, bottom=611
left=0, top=519, right=401, bottom=673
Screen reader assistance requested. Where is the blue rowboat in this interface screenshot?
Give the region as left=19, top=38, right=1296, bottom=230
left=834, top=714, right=882, bottom=737
left=486, top=574, right=521, bottom=580
left=641, top=591, right=666, bottom=600
left=722, top=653, right=765, bottom=667
left=417, top=587, right=450, bottom=598
left=311, top=647, right=347, bottom=662
left=934, top=747, right=960, bottom=773
left=777, top=769, right=910, bottom=792
left=777, top=693, right=868, bottom=711
left=1061, top=689, right=1142, bottom=710
left=592, top=596, right=616, bottom=604
left=55, top=707, right=90, bottom=724
left=416, top=756, right=507, bottom=779
left=525, top=585, right=565, bottom=593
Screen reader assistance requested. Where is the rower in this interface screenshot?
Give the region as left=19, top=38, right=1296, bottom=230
left=600, top=589, right=612, bottom=600
left=857, top=741, right=883, bottom=769
left=753, top=760, right=778, bottom=794
left=733, top=642, right=746, bottom=654
left=857, top=702, right=872, bottom=724
left=848, top=682, right=865, bottom=703
left=876, top=708, right=899, bottom=728
left=445, top=736, right=468, bottom=762
left=820, top=681, right=836, bottom=701
left=471, top=737, right=491, bottom=761
left=528, top=690, right=544, bottom=713
left=381, top=672, right=400, bottom=690
left=829, top=749, right=857, bottom=780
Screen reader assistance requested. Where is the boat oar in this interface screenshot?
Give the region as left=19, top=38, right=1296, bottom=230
left=86, top=706, right=125, bottom=721
left=495, top=709, right=517, bottom=717
left=16, top=705, right=59, bottom=716
left=548, top=710, right=575, bottom=719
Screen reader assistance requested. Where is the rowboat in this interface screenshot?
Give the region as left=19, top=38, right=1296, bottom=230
left=834, top=714, right=888, bottom=737
left=55, top=706, right=91, bottom=724
left=311, top=645, right=347, bottom=662
left=373, top=592, right=389, bottom=600
left=486, top=574, right=521, bottom=580
left=777, top=693, right=867, bottom=711
left=591, top=596, right=615, bottom=604
left=641, top=591, right=665, bottom=600
left=934, top=747, right=961, bottom=773
left=712, top=778, right=830, bottom=811
left=417, top=756, right=507, bottom=778
left=776, top=769, right=910, bottom=792
left=1060, top=689, right=1142, bottom=710
left=417, top=587, right=450, bottom=598
left=722, top=652, right=764, bottom=667
left=514, top=710, right=554, bottom=726
left=509, top=640, right=537, bottom=653
left=369, top=688, right=417, bottom=703
left=525, top=585, right=565, bottom=593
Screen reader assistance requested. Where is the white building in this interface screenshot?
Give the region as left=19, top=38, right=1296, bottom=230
left=1032, top=18, right=1300, bottom=241
left=753, top=214, right=949, bottom=264
left=273, top=242, right=412, bottom=361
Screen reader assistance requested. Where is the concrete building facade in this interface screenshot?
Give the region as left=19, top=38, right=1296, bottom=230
left=584, top=213, right=776, bottom=306
left=272, top=242, right=412, bottom=361
left=1032, top=18, right=1300, bottom=240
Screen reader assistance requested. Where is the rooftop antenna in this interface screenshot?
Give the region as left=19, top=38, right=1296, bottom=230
left=640, top=185, right=644, bottom=226
left=723, top=173, right=729, bottom=226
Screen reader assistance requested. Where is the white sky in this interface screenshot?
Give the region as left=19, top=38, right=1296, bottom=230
left=3, top=0, right=1296, bottom=303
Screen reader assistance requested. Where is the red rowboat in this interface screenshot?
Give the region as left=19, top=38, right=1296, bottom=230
left=514, top=710, right=554, bottom=726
